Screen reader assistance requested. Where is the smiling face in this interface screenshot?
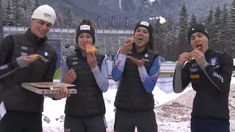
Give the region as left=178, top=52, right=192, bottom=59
left=31, top=19, right=53, bottom=38
left=77, top=33, right=93, bottom=51
left=133, top=26, right=150, bottom=52
left=189, top=32, right=209, bottom=53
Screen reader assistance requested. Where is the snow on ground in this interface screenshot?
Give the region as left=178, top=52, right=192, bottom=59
left=42, top=77, right=235, bottom=132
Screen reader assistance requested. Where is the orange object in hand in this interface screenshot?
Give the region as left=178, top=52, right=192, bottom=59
left=30, top=54, right=44, bottom=59
left=30, top=54, right=48, bottom=62
left=85, top=44, right=97, bottom=53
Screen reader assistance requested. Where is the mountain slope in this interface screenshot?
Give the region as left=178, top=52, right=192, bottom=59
left=45, top=0, right=232, bottom=28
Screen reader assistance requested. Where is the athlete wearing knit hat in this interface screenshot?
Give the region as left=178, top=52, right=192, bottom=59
left=133, top=21, right=154, bottom=49
left=187, top=24, right=209, bottom=42
left=134, top=21, right=153, bottom=39
left=174, top=23, right=232, bottom=132
left=62, top=19, right=108, bottom=132
left=112, top=19, right=159, bottom=132
left=0, top=4, right=66, bottom=132
left=76, top=24, right=95, bottom=44
left=31, top=5, right=56, bottom=25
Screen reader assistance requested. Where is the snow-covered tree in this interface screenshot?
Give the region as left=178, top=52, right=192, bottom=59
left=225, top=0, right=235, bottom=57
left=210, top=6, right=222, bottom=51
left=220, top=4, right=230, bottom=53
left=189, top=14, right=197, bottom=27
left=164, top=16, right=177, bottom=60
left=176, top=4, right=190, bottom=54
left=4, top=1, right=14, bottom=26
left=12, top=0, right=24, bottom=26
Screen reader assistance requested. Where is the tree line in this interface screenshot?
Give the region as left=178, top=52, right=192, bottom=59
left=1, top=0, right=235, bottom=60
left=154, top=0, right=235, bottom=61
left=0, top=0, right=75, bottom=28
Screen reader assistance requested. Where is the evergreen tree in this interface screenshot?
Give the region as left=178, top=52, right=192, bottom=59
left=55, top=8, right=74, bottom=28
left=1, top=0, right=7, bottom=25
left=220, top=4, right=229, bottom=52
left=4, top=1, right=14, bottom=26
left=204, top=9, right=214, bottom=29
left=63, top=8, right=73, bottom=28
left=189, top=14, right=197, bottom=27
left=0, top=0, right=3, bottom=40
left=176, top=3, right=190, bottom=54
left=164, top=16, right=177, bottom=61
left=204, top=9, right=215, bottom=49
left=154, top=19, right=165, bottom=54
left=212, top=6, right=222, bottom=51
left=12, top=0, right=24, bottom=26
left=21, top=0, right=31, bottom=26
left=226, top=0, right=235, bottom=57
left=33, top=0, right=42, bottom=10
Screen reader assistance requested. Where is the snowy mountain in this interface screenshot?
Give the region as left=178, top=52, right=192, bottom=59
left=45, top=0, right=232, bottom=28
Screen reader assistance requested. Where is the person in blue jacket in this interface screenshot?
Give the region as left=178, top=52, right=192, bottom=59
left=112, top=21, right=161, bottom=132
left=173, top=24, right=233, bottom=132
left=61, top=19, right=109, bottom=132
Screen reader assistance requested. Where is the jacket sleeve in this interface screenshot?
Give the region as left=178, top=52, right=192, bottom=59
left=173, top=63, right=191, bottom=93
left=138, top=56, right=161, bottom=93
left=92, top=56, right=109, bottom=92
left=203, top=53, right=233, bottom=91
left=112, top=53, right=127, bottom=81
left=0, top=35, right=20, bottom=78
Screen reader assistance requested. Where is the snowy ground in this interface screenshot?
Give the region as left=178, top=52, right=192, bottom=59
left=42, top=77, right=235, bottom=132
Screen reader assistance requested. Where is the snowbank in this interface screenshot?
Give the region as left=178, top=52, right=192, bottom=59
left=42, top=77, right=235, bottom=131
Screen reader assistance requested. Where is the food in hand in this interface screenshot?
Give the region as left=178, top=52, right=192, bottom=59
left=30, top=54, right=48, bottom=62
left=30, top=54, right=44, bottom=59
left=85, top=44, right=97, bottom=53
left=126, top=37, right=134, bottom=44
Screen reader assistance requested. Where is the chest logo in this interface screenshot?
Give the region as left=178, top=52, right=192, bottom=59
left=21, top=46, right=28, bottom=50
left=209, top=58, right=218, bottom=66
left=44, top=51, right=49, bottom=57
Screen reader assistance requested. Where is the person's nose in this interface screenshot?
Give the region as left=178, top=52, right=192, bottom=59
left=83, top=38, right=89, bottom=42
left=41, top=24, right=49, bottom=31
left=194, top=36, right=200, bottom=42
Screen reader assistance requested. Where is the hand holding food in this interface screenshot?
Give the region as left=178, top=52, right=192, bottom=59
left=190, top=49, right=206, bottom=66
left=29, top=54, right=48, bottom=62
left=85, top=44, right=97, bottom=53
left=120, top=37, right=134, bottom=54
left=177, top=52, right=192, bottom=65
left=30, top=54, right=43, bottom=59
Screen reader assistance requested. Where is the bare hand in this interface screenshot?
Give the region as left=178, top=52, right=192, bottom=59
left=190, top=49, right=206, bottom=66
left=120, top=37, right=134, bottom=54
left=23, top=55, right=41, bottom=64
left=64, top=69, right=76, bottom=84
left=177, top=52, right=191, bottom=65
left=87, top=52, right=97, bottom=69
left=127, top=56, right=145, bottom=67
left=53, top=84, right=70, bottom=99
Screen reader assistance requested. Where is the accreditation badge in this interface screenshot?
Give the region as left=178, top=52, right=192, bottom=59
left=209, top=57, right=218, bottom=66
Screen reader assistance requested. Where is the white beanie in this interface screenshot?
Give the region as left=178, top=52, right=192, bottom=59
left=31, top=5, right=56, bottom=25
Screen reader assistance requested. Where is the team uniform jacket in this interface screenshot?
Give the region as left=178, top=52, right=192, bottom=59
left=113, top=47, right=160, bottom=111
left=64, top=49, right=106, bottom=117
left=0, top=29, right=57, bottom=112
left=173, top=49, right=233, bottom=119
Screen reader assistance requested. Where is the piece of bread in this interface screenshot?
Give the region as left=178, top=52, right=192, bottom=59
left=30, top=54, right=44, bottom=59
left=85, top=44, right=97, bottom=53
left=30, top=54, right=48, bottom=62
